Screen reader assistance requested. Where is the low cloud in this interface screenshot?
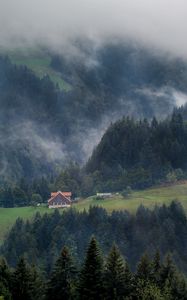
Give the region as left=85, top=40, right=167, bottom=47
left=137, top=87, right=187, bottom=108
left=0, top=0, right=187, bottom=59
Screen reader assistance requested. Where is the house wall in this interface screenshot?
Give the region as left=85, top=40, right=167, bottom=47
left=49, top=204, right=71, bottom=209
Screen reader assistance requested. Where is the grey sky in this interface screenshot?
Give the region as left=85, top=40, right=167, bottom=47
left=0, top=0, right=187, bottom=57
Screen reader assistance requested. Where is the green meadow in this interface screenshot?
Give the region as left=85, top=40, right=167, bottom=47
left=75, top=182, right=187, bottom=213
left=1, top=182, right=187, bottom=243
left=0, top=206, right=49, bottom=244
left=0, top=46, right=71, bottom=91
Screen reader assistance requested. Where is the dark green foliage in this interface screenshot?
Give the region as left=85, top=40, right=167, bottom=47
left=86, top=114, right=187, bottom=192
left=0, top=259, right=12, bottom=300
left=152, top=251, right=162, bottom=286
left=78, top=237, right=104, bottom=300
left=29, top=265, right=45, bottom=300
left=46, top=246, right=77, bottom=300
left=160, top=255, right=187, bottom=299
left=104, top=244, right=133, bottom=299
left=0, top=177, right=51, bottom=207
left=136, top=254, right=152, bottom=281
left=11, top=257, right=44, bottom=300
left=1, top=43, right=187, bottom=191
left=11, top=257, right=33, bottom=300
left=3, top=201, right=187, bottom=277
left=135, top=280, right=167, bottom=300
left=0, top=239, right=187, bottom=300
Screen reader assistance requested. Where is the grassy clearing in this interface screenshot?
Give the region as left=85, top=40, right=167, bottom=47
left=0, top=47, right=71, bottom=91
left=0, top=206, right=49, bottom=244
left=1, top=182, right=187, bottom=243
left=74, top=182, right=187, bottom=213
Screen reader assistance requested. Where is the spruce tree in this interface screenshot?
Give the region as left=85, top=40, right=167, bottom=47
left=152, top=251, right=162, bottom=287
left=78, top=237, right=104, bottom=300
left=0, top=258, right=11, bottom=286
left=0, top=258, right=12, bottom=300
left=30, top=265, right=45, bottom=300
left=11, top=257, right=33, bottom=300
left=161, top=255, right=187, bottom=299
left=46, top=246, right=77, bottom=300
left=104, top=244, right=133, bottom=299
left=136, top=253, right=152, bottom=282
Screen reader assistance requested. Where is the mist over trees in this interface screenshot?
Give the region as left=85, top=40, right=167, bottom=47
left=0, top=42, right=187, bottom=186
left=2, top=112, right=187, bottom=206
left=85, top=112, right=187, bottom=192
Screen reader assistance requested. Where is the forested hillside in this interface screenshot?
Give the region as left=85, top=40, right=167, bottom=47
left=1, top=42, right=187, bottom=185
left=2, top=201, right=187, bottom=276
left=1, top=238, right=186, bottom=299
left=85, top=113, right=187, bottom=192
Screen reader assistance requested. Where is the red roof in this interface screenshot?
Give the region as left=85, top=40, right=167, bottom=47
left=51, top=192, right=72, bottom=197
left=48, top=191, right=72, bottom=204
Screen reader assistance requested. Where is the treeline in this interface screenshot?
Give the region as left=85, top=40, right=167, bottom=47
left=40, top=112, right=187, bottom=198
left=2, top=41, right=187, bottom=185
left=0, top=177, right=51, bottom=207
left=3, top=110, right=187, bottom=206
left=85, top=112, right=187, bottom=192
left=2, top=202, right=187, bottom=276
left=0, top=237, right=187, bottom=300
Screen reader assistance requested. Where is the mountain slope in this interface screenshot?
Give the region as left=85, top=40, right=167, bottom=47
left=1, top=42, right=187, bottom=183
left=86, top=113, right=187, bottom=191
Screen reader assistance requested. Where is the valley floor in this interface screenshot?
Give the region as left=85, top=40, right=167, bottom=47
left=1, top=181, right=187, bottom=243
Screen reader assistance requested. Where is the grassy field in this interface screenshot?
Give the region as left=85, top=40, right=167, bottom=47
left=0, top=46, right=71, bottom=91
left=75, top=182, right=187, bottom=213
left=0, top=206, right=50, bottom=244
left=1, top=181, right=187, bottom=244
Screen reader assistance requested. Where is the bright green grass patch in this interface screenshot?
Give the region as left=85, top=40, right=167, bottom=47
left=0, top=47, right=71, bottom=91
left=74, top=182, right=187, bottom=213
left=0, top=206, right=50, bottom=244
left=1, top=182, right=187, bottom=244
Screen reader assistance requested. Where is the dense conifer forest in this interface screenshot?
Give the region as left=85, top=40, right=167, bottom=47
left=1, top=42, right=187, bottom=189
left=0, top=236, right=186, bottom=299
left=2, top=112, right=187, bottom=206
left=2, top=201, right=187, bottom=277
left=2, top=1, right=187, bottom=298
left=85, top=112, right=187, bottom=192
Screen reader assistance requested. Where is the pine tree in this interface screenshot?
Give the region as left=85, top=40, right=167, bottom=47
left=161, top=255, right=187, bottom=299
left=104, top=244, right=133, bottom=299
left=46, top=246, right=77, bottom=300
left=0, top=258, right=11, bottom=289
left=30, top=265, right=45, bottom=300
left=78, top=237, right=104, bottom=300
left=152, top=251, right=162, bottom=287
left=0, top=258, right=12, bottom=300
left=11, top=257, right=33, bottom=300
left=135, top=280, right=165, bottom=300
left=160, top=255, right=176, bottom=287
left=136, top=253, right=152, bottom=282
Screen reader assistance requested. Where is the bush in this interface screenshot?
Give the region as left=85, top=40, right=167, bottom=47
left=121, top=186, right=132, bottom=198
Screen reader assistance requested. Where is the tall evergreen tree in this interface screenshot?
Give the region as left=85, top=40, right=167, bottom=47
left=136, top=253, right=152, bottom=282
left=11, top=257, right=34, bottom=300
left=30, top=265, right=45, bottom=300
left=152, top=251, right=162, bottom=287
left=0, top=259, right=12, bottom=300
left=104, top=244, right=133, bottom=299
left=78, top=237, right=104, bottom=300
left=161, top=255, right=187, bottom=299
left=46, top=246, right=77, bottom=300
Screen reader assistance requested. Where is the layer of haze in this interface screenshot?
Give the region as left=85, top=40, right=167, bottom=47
left=0, top=0, right=187, bottom=58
